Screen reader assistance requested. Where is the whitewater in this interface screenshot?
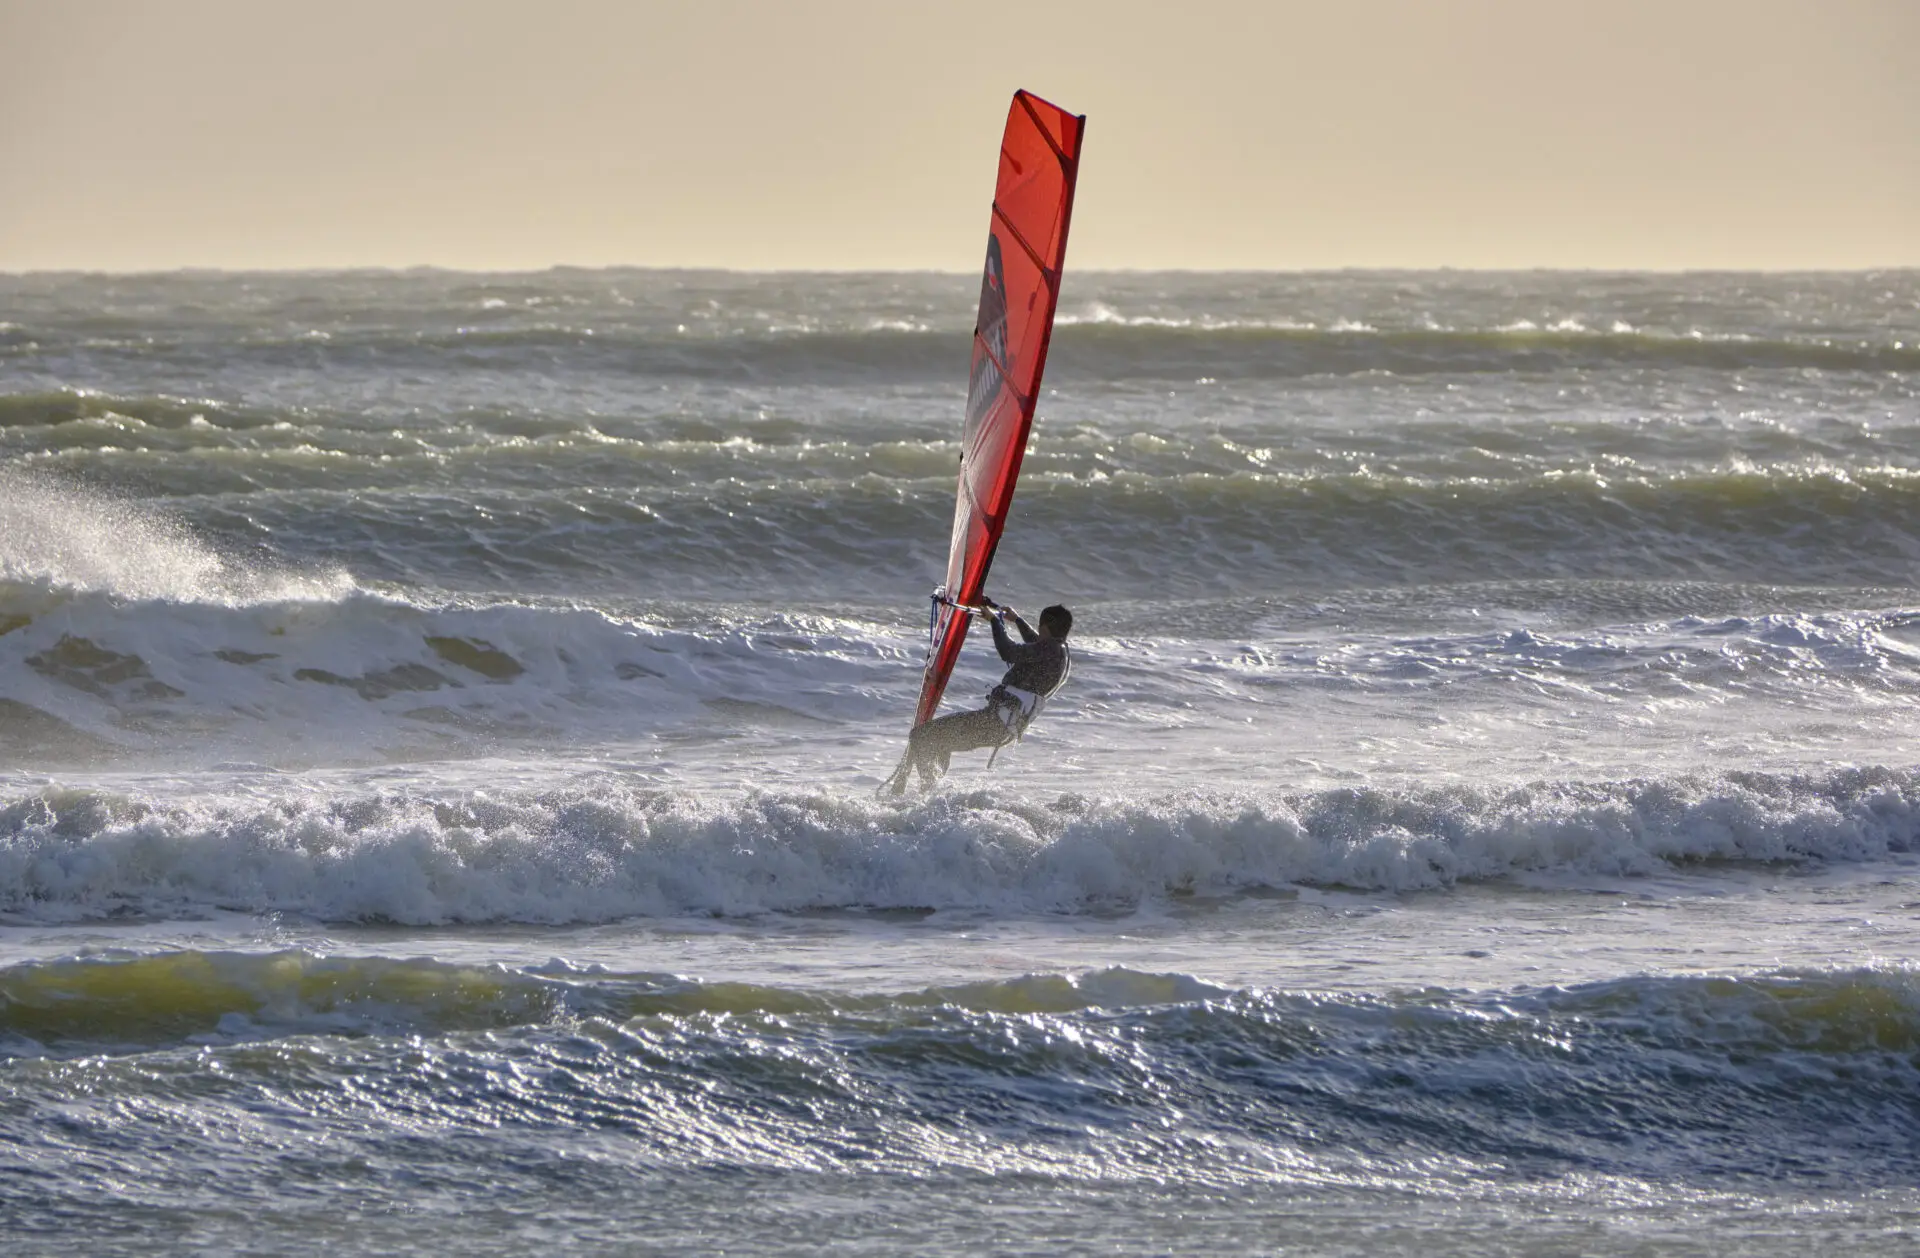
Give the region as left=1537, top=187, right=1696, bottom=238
left=3, top=268, right=1919, bottom=1255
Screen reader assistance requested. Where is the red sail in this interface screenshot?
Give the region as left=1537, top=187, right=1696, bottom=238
left=913, top=90, right=1085, bottom=727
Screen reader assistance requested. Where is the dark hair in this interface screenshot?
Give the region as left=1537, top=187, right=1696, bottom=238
left=1039, top=604, right=1073, bottom=637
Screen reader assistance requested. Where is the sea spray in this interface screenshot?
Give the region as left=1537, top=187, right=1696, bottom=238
left=0, top=466, right=352, bottom=604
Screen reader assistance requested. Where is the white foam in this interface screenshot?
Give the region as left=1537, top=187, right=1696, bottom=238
left=2, top=769, right=1913, bottom=925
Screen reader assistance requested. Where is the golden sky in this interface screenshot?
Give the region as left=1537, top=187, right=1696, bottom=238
left=2, top=0, right=1915, bottom=271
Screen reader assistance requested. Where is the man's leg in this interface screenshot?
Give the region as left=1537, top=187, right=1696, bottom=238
left=883, top=752, right=914, bottom=797
left=897, top=707, right=1010, bottom=792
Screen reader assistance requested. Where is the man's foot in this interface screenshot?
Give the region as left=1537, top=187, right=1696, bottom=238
left=882, top=756, right=912, bottom=798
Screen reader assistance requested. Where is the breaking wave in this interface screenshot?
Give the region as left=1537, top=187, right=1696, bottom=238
left=3, top=767, right=1915, bottom=925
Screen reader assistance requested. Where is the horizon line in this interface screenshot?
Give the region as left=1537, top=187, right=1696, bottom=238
left=5, top=262, right=1919, bottom=280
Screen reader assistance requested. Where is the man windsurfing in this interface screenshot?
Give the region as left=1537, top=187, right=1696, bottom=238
left=885, top=599, right=1072, bottom=795
left=889, top=91, right=1085, bottom=795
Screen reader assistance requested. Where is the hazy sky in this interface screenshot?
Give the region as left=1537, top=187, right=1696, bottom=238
left=3, top=0, right=1915, bottom=271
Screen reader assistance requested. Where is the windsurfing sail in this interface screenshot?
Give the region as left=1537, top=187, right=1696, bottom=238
left=912, top=90, right=1085, bottom=727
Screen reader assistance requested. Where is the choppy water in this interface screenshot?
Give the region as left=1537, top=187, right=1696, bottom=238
left=3, top=268, right=1919, bottom=1255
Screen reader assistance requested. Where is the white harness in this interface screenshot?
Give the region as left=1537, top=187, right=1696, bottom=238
left=984, top=643, right=1071, bottom=767
left=991, top=685, right=1042, bottom=729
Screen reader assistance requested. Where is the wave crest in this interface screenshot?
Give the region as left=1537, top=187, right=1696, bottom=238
left=2, top=768, right=1914, bottom=924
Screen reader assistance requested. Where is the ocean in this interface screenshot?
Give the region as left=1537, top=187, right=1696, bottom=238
left=2, top=267, right=1918, bottom=1254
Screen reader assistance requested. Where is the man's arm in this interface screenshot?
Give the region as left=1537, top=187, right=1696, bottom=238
left=989, top=608, right=1037, bottom=661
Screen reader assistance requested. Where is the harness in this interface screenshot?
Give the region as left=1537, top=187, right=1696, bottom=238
left=984, top=642, right=1071, bottom=769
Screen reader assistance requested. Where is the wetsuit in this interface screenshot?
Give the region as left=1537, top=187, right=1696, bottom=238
left=890, top=609, right=1069, bottom=794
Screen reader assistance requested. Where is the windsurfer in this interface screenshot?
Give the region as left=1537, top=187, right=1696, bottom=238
left=887, top=601, right=1072, bottom=795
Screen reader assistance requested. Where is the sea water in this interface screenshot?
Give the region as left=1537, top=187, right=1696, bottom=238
left=2, top=269, right=1918, bottom=1254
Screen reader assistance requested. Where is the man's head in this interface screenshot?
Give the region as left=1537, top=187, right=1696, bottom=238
left=1038, top=604, right=1073, bottom=639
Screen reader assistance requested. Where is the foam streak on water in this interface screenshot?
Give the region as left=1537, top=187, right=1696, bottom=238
left=2, top=268, right=1919, bottom=1255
